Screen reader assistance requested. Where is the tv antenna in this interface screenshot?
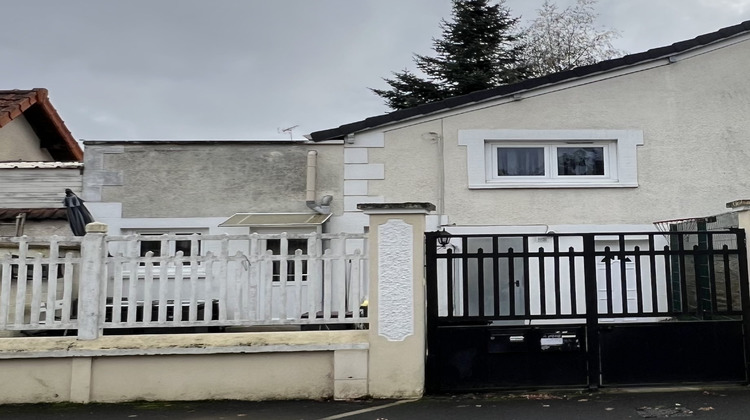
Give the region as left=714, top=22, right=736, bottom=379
left=278, top=125, right=300, bottom=140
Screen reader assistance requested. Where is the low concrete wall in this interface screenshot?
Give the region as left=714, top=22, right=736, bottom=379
left=0, top=205, right=433, bottom=403
left=0, top=330, right=369, bottom=403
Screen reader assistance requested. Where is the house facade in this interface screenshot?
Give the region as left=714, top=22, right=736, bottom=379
left=307, top=21, right=750, bottom=372
left=309, top=20, right=750, bottom=236
left=0, top=88, right=84, bottom=237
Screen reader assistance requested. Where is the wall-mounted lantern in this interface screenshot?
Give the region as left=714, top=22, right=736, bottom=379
left=437, top=228, right=452, bottom=248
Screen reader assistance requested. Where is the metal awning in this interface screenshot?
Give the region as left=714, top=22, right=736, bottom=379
left=219, top=213, right=331, bottom=228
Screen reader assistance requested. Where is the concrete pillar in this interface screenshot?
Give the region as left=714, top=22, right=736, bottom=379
left=69, top=357, right=93, bottom=403
left=359, top=202, right=435, bottom=398
left=78, top=222, right=108, bottom=340
left=333, top=349, right=368, bottom=400
left=726, top=200, right=750, bottom=381
left=727, top=200, right=750, bottom=231
left=727, top=200, right=750, bottom=277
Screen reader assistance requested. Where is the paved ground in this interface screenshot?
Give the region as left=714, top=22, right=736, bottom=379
left=2, top=386, right=750, bottom=419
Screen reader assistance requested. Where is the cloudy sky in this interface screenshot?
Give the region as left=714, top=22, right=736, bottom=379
left=2, top=0, right=750, bottom=142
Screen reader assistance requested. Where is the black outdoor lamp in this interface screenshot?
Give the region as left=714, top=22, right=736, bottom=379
left=436, top=228, right=452, bottom=247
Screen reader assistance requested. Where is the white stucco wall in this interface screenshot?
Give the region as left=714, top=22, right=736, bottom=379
left=0, top=116, right=53, bottom=161
left=362, top=35, right=750, bottom=227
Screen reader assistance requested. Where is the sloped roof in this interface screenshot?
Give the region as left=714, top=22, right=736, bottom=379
left=309, top=20, right=750, bottom=141
left=0, top=88, right=83, bottom=161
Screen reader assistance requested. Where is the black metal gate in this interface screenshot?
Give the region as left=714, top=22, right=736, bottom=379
left=425, top=230, right=750, bottom=392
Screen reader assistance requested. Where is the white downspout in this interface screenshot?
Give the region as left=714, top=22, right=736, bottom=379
left=306, top=150, right=332, bottom=214
left=306, top=150, right=317, bottom=203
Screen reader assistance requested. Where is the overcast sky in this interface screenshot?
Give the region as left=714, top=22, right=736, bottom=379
left=2, top=0, right=749, bottom=142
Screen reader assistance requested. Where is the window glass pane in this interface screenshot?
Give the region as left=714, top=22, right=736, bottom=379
left=175, top=234, right=200, bottom=265
left=497, top=147, right=545, bottom=176
left=174, top=234, right=197, bottom=257
left=267, top=239, right=308, bottom=282
left=139, top=235, right=162, bottom=266
left=557, top=147, right=605, bottom=176
left=140, top=236, right=161, bottom=258
left=138, top=233, right=201, bottom=266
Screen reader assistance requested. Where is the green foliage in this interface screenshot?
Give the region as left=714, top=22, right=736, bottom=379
left=372, top=0, right=528, bottom=110
left=372, top=0, right=624, bottom=111
left=520, top=0, right=623, bottom=77
left=370, top=69, right=444, bottom=110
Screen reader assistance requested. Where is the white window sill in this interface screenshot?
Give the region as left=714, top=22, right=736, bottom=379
left=469, top=181, right=639, bottom=189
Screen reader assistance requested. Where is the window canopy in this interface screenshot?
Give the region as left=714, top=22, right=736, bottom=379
left=219, top=213, right=331, bottom=228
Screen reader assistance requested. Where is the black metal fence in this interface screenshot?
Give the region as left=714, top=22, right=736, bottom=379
left=425, top=230, right=750, bottom=391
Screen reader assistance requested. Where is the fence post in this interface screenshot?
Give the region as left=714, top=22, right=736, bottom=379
left=358, top=202, right=435, bottom=398
left=78, top=222, right=108, bottom=340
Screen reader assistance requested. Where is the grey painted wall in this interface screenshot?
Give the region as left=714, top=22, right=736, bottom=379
left=84, top=142, right=343, bottom=218
left=0, top=116, right=53, bottom=161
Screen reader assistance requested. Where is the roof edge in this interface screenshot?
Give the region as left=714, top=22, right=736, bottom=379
left=82, top=139, right=319, bottom=146
left=0, top=89, right=83, bottom=161
left=309, top=19, right=750, bottom=141
left=34, top=90, right=83, bottom=161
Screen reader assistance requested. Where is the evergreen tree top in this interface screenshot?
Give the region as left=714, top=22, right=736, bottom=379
left=372, top=0, right=528, bottom=110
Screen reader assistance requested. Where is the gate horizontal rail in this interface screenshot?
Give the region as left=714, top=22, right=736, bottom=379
left=427, top=230, right=745, bottom=322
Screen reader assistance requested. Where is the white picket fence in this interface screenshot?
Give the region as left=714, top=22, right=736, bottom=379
left=0, top=232, right=368, bottom=335
left=0, top=236, right=82, bottom=331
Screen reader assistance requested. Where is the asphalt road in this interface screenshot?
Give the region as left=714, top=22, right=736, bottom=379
left=2, top=386, right=750, bottom=419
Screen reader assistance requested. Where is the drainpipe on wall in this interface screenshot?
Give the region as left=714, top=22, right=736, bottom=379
left=423, top=128, right=447, bottom=227
left=306, top=150, right=332, bottom=214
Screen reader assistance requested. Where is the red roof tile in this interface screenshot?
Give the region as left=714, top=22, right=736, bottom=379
left=0, top=88, right=83, bottom=161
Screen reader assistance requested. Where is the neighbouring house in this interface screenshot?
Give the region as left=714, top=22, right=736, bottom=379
left=83, top=139, right=344, bottom=235
left=0, top=88, right=84, bottom=337
left=0, top=88, right=84, bottom=237
left=81, top=139, right=367, bottom=323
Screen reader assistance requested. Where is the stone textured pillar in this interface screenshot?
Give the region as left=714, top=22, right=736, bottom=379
left=359, top=202, right=435, bottom=398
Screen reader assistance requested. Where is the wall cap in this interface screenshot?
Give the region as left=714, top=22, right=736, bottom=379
left=0, top=330, right=369, bottom=359
left=85, top=222, right=108, bottom=233
left=727, top=200, right=750, bottom=210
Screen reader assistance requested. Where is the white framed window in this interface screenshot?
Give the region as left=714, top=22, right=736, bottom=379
left=459, top=129, right=643, bottom=189
left=488, top=141, right=615, bottom=182
left=134, top=231, right=203, bottom=266
left=265, top=238, right=309, bottom=282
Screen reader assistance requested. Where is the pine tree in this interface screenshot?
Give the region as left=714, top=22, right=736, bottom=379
left=372, top=0, right=528, bottom=110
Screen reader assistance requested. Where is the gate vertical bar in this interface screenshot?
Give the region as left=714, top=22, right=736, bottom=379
left=425, top=232, right=440, bottom=393
left=583, top=233, right=600, bottom=388
left=736, top=229, right=750, bottom=382
left=462, top=236, right=470, bottom=316
left=492, top=238, right=500, bottom=317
